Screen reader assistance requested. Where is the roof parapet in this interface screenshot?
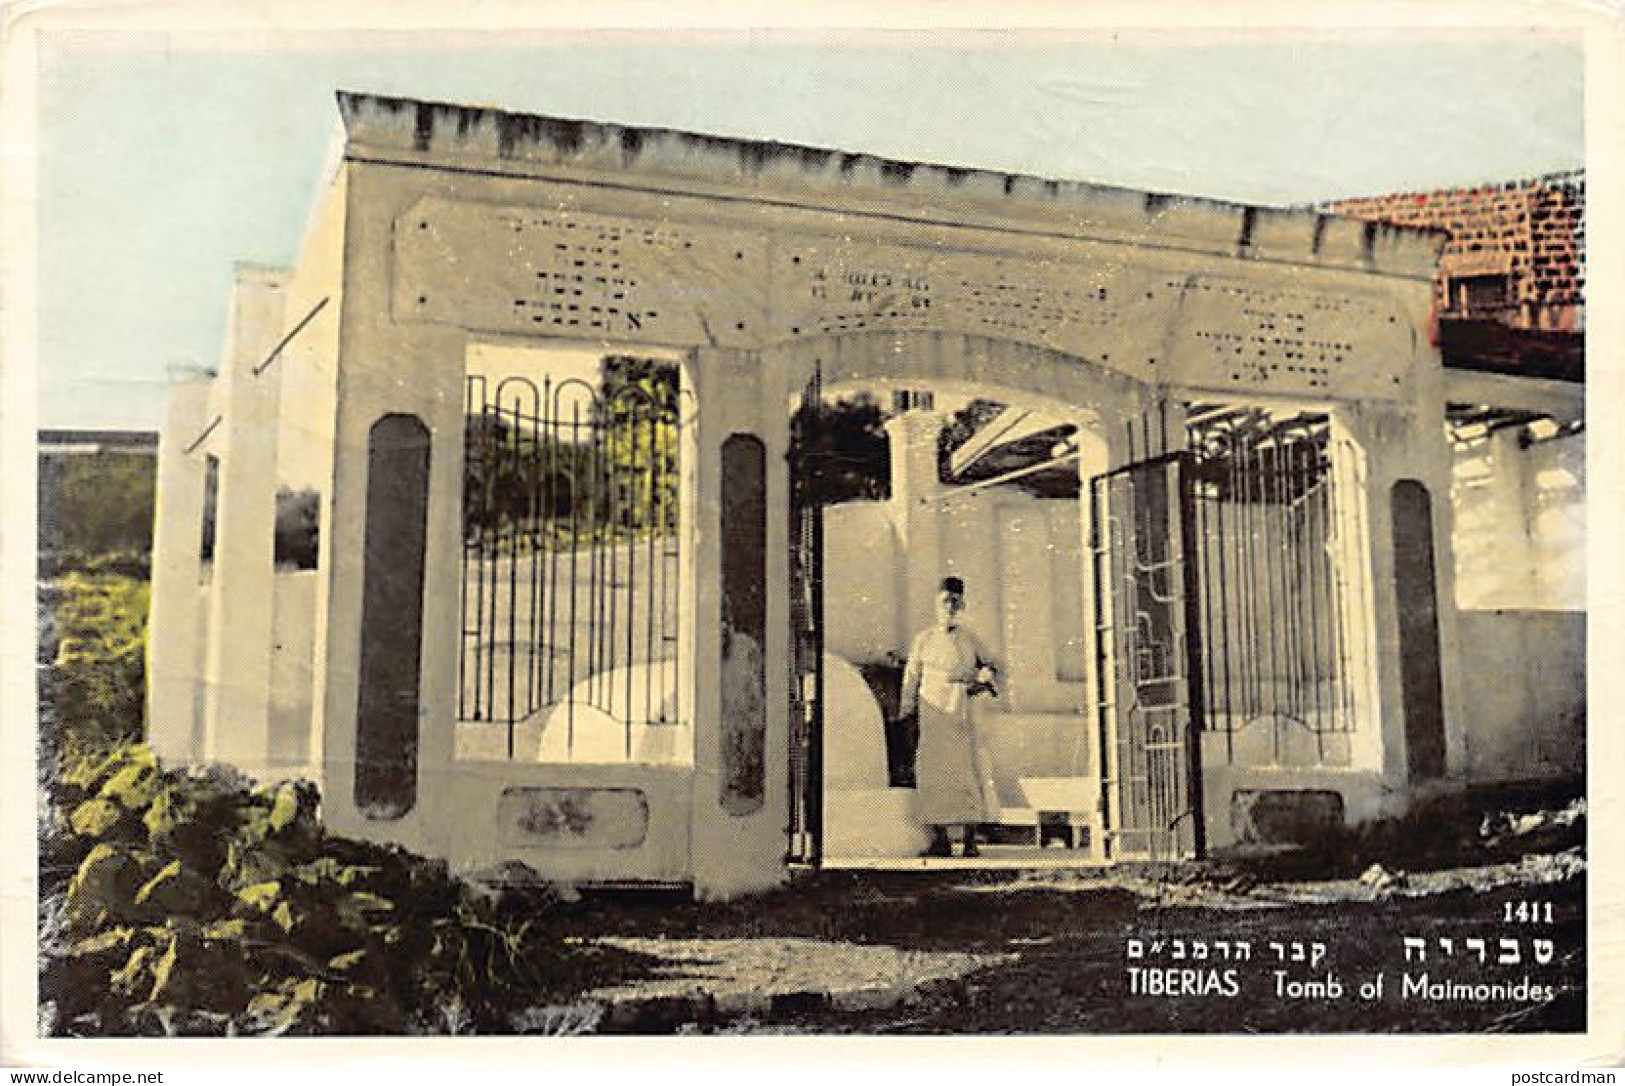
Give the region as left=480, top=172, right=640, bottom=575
left=335, top=89, right=1444, bottom=279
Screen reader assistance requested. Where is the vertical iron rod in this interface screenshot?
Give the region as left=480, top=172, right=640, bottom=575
left=660, top=422, right=672, bottom=722
left=809, top=365, right=826, bottom=866
left=471, top=408, right=490, bottom=722
left=1216, top=424, right=1235, bottom=761
left=1306, top=440, right=1328, bottom=761
left=1270, top=426, right=1290, bottom=760
left=670, top=396, right=681, bottom=726
left=1179, top=456, right=1207, bottom=858
left=1238, top=415, right=1260, bottom=724
left=640, top=403, right=653, bottom=725
left=1277, top=429, right=1301, bottom=728
left=602, top=400, right=617, bottom=714
left=505, top=398, right=520, bottom=758
left=544, top=378, right=560, bottom=710
left=533, top=395, right=546, bottom=715
left=483, top=410, right=501, bottom=726
left=592, top=402, right=608, bottom=708
left=459, top=376, right=477, bottom=721
left=527, top=396, right=542, bottom=719
left=566, top=400, right=582, bottom=755
left=623, top=396, right=640, bottom=757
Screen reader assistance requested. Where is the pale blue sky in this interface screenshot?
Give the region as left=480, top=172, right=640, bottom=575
left=36, top=29, right=1584, bottom=430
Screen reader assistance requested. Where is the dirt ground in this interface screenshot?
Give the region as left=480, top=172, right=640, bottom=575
left=524, top=794, right=1587, bottom=1035
left=539, top=862, right=1582, bottom=1034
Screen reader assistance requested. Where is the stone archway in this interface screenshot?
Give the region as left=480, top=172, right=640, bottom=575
left=771, top=331, right=1157, bottom=865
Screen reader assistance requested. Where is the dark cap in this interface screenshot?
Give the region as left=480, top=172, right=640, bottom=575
left=940, top=576, right=965, bottom=595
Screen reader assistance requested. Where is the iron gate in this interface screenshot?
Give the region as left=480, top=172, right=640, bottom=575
left=1185, top=408, right=1358, bottom=763
left=459, top=367, right=682, bottom=760
left=1090, top=452, right=1207, bottom=861
left=786, top=367, right=825, bottom=864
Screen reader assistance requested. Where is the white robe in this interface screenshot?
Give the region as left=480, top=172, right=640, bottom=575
left=900, top=624, right=993, bottom=825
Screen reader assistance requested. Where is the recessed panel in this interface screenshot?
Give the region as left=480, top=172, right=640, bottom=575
left=354, top=414, right=430, bottom=820
left=497, top=786, right=650, bottom=849
left=720, top=434, right=767, bottom=816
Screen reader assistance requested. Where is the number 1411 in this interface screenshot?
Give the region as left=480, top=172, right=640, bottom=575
left=1504, top=901, right=1555, bottom=924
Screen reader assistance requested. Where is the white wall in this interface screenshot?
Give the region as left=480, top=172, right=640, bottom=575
left=268, top=570, right=318, bottom=780
left=1456, top=609, right=1584, bottom=783
left=1445, top=403, right=1584, bottom=789
left=1452, top=427, right=1585, bottom=611
left=821, top=501, right=902, bottom=664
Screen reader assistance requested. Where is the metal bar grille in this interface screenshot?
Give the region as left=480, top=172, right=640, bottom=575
left=1186, top=408, right=1355, bottom=746
left=459, top=368, right=682, bottom=761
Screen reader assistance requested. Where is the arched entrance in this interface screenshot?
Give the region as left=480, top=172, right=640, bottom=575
left=774, top=332, right=1207, bottom=867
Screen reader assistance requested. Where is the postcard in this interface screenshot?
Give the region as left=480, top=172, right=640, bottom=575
left=4, top=0, right=1620, bottom=1071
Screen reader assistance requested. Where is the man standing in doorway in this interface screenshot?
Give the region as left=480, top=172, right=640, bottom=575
left=897, top=576, right=999, bottom=858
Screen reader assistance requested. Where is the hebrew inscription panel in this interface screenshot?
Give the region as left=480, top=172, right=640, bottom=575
left=395, top=196, right=1412, bottom=401
left=770, top=240, right=1411, bottom=400
left=394, top=196, right=768, bottom=348
left=1163, top=276, right=1410, bottom=399
left=769, top=239, right=1155, bottom=381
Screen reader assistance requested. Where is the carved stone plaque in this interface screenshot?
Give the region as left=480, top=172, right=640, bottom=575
left=1162, top=275, right=1411, bottom=399
left=393, top=196, right=769, bottom=347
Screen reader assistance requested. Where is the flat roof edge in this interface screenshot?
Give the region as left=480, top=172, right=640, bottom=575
left=334, top=89, right=1444, bottom=279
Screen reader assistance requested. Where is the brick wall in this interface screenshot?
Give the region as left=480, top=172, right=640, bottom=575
left=1331, top=172, right=1584, bottom=333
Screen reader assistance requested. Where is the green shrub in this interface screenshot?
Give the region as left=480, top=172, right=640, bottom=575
left=40, top=742, right=584, bottom=1037
left=39, top=574, right=149, bottom=760
left=38, top=452, right=156, bottom=561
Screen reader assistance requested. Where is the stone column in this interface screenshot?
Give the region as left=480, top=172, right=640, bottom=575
left=885, top=407, right=946, bottom=637
left=145, top=371, right=215, bottom=764
left=688, top=345, right=793, bottom=899
left=1334, top=393, right=1462, bottom=802
left=200, top=267, right=289, bottom=781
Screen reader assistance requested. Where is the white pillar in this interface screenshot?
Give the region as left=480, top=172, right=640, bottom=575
left=688, top=346, right=795, bottom=899
left=145, top=372, right=215, bottom=764
left=1333, top=396, right=1462, bottom=799
left=200, top=267, right=289, bottom=781
left=885, top=408, right=946, bottom=636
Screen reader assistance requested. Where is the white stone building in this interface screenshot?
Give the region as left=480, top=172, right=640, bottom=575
left=146, top=92, right=1584, bottom=899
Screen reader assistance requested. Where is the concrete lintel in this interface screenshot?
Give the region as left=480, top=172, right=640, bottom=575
left=1443, top=368, right=1585, bottom=419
